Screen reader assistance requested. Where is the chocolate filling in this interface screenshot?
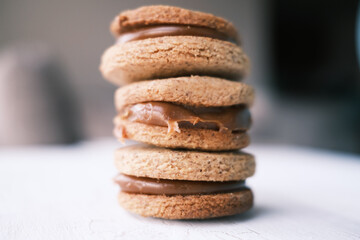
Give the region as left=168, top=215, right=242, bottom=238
left=117, top=25, right=239, bottom=44
left=114, top=174, right=247, bottom=195
left=117, top=102, right=251, bottom=134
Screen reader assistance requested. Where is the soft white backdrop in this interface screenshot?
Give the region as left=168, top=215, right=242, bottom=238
left=1, top=140, right=359, bottom=239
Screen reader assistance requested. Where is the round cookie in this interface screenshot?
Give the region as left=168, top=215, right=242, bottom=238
left=110, top=5, right=239, bottom=42
left=115, top=76, right=254, bottom=109
left=115, top=145, right=255, bottom=181
left=115, top=118, right=250, bottom=151
left=100, top=36, right=249, bottom=85
left=118, top=189, right=253, bottom=219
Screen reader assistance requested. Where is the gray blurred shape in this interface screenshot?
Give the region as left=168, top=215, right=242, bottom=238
left=0, top=44, right=81, bottom=145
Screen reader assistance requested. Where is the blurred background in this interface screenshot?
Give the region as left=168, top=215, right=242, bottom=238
left=0, top=0, right=359, bottom=152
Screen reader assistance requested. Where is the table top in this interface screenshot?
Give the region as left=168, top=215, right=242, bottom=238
left=1, top=139, right=360, bottom=240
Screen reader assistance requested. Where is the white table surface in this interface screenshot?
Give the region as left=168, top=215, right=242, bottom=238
left=1, top=139, right=360, bottom=240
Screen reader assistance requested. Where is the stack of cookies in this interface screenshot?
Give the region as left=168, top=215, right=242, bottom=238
left=100, top=5, right=255, bottom=219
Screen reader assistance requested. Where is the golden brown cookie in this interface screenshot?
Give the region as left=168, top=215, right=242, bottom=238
left=110, top=5, right=238, bottom=41
left=118, top=189, right=253, bottom=219
left=115, top=145, right=255, bottom=181
left=100, top=36, right=249, bottom=85
left=115, top=76, right=254, bottom=109
left=113, top=76, right=253, bottom=150
left=114, top=118, right=250, bottom=151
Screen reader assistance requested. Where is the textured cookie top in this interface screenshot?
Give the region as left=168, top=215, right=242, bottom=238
left=115, top=144, right=255, bottom=181
left=115, top=76, right=254, bottom=109
left=110, top=5, right=238, bottom=42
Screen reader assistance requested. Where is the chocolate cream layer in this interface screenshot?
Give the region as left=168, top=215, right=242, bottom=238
left=117, top=25, right=239, bottom=44
left=114, top=174, right=247, bottom=195
left=117, top=102, right=251, bottom=134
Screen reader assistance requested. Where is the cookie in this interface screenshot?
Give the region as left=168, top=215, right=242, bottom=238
left=115, top=145, right=255, bottom=181
left=110, top=5, right=239, bottom=42
left=118, top=189, right=253, bottom=219
left=114, top=118, right=250, bottom=151
left=115, top=76, right=254, bottom=109
left=100, top=36, right=249, bottom=85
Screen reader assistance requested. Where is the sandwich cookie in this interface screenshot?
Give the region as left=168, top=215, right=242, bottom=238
left=114, top=145, right=254, bottom=219
left=114, top=76, right=254, bottom=151
left=100, top=5, right=249, bottom=85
